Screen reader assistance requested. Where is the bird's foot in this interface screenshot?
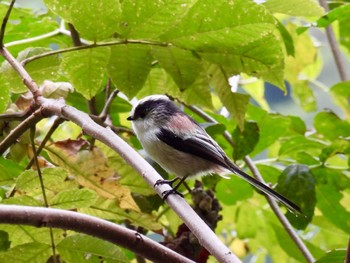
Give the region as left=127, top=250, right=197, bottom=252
left=161, top=189, right=184, bottom=200
left=154, top=177, right=180, bottom=187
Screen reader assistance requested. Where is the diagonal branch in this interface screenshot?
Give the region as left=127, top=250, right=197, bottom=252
left=318, top=0, right=349, bottom=82
left=0, top=107, right=46, bottom=155
left=186, top=104, right=315, bottom=263
left=0, top=205, right=194, bottom=263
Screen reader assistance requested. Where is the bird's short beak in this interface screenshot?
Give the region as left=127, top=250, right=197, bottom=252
left=127, top=116, right=133, bottom=121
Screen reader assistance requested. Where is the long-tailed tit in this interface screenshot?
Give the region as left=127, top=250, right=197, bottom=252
left=127, top=95, right=301, bottom=213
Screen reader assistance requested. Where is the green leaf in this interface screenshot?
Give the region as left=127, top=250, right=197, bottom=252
left=236, top=203, right=261, bottom=238
left=151, top=46, right=202, bottom=91
left=316, top=4, right=350, bottom=28
left=231, top=121, right=259, bottom=160
left=330, top=81, right=350, bottom=119
left=0, top=157, right=23, bottom=182
left=314, top=111, right=350, bottom=140
left=216, top=176, right=254, bottom=205
left=249, top=109, right=291, bottom=155
left=316, top=184, right=350, bottom=233
left=319, top=138, right=350, bottom=163
left=160, top=0, right=285, bottom=90
left=276, top=20, right=295, bottom=56
left=0, top=84, right=10, bottom=113
left=61, top=47, right=111, bottom=99
left=278, top=135, right=323, bottom=158
left=292, top=81, right=317, bottom=112
left=43, top=0, right=73, bottom=21
left=57, top=235, right=128, bottom=263
left=339, top=17, right=350, bottom=53
left=0, top=47, right=61, bottom=93
left=108, top=45, right=152, bottom=98
left=120, top=0, right=196, bottom=38
left=315, top=250, right=346, bottom=263
left=137, top=67, right=180, bottom=98
left=263, top=0, right=324, bottom=16
left=50, top=189, right=97, bottom=209
left=312, top=166, right=350, bottom=191
left=208, top=64, right=249, bottom=130
left=276, top=164, right=315, bottom=229
left=0, top=242, right=51, bottom=263
left=0, top=231, right=10, bottom=251
left=70, top=0, right=121, bottom=41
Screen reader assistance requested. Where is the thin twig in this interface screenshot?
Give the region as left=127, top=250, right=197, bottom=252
left=0, top=108, right=46, bottom=155
left=0, top=205, right=195, bottom=263
left=0, top=0, right=16, bottom=46
left=20, top=39, right=171, bottom=66
left=186, top=104, right=315, bottom=263
left=29, top=127, right=57, bottom=263
left=318, top=0, right=348, bottom=81
left=99, top=89, right=119, bottom=120
left=26, top=117, right=65, bottom=169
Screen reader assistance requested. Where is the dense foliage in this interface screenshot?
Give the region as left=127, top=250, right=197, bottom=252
left=0, top=0, right=349, bottom=262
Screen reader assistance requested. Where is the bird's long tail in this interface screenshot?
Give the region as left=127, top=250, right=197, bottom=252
left=227, top=161, right=301, bottom=214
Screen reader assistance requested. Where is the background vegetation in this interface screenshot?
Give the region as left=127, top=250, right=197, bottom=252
left=0, top=0, right=349, bottom=262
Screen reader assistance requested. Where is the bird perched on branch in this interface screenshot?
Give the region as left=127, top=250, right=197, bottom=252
left=127, top=95, right=301, bottom=214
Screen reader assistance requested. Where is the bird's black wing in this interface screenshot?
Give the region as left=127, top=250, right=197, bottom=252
left=156, top=127, right=229, bottom=168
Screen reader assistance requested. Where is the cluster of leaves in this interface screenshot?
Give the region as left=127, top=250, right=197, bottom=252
left=0, top=0, right=349, bottom=262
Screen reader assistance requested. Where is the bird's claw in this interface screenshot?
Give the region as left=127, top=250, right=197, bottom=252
left=161, top=189, right=184, bottom=200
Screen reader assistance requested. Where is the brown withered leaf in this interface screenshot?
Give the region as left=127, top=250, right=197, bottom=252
left=46, top=139, right=140, bottom=212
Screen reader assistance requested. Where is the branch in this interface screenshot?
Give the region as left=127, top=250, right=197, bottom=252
left=0, top=205, right=194, bottom=263
left=318, top=0, right=348, bottom=81
left=1, top=45, right=239, bottom=262
left=186, top=105, right=315, bottom=263
left=0, top=107, right=46, bottom=155
left=21, top=39, right=171, bottom=66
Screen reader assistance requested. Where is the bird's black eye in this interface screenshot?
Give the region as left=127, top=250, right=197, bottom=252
left=133, top=104, right=150, bottom=120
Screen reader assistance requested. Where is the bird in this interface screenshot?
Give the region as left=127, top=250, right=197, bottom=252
left=127, top=95, right=301, bottom=213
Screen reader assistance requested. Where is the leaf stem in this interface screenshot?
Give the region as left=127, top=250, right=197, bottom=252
left=186, top=104, right=315, bottom=263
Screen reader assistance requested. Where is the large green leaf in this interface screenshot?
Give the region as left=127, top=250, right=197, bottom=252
left=316, top=185, right=350, bottom=234
left=50, top=189, right=97, bottom=209
left=276, top=164, right=315, bottom=229
left=108, top=45, right=152, bottom=98
left=208, top=64, right=249, bottom=130
left=0, top=47, right=61, bottom=93
left=57, top=235, right=128, bottom=263
left=151, top=46, right=202, bottom=90
left=263, top=0, right=324, bottom=16
left=231, top=121, right=259, bottom=160
left=61, top=47, right=110, bottom=99
left=0, top=242, right=51, bottom=263
left=314, top=111, right=350, bottom=141
left=315, top=250, right=346, bottom=263
left=330, top=81, right=350, bottom=119
left=120, top=0, right=196, bottom=38
left=160, top=0, right=285, bottom=89
left=45, top=0, right=121, bottom=41
left=70, top=0, right=122, bottom=41
left=216, top=176, right=254, bottom=205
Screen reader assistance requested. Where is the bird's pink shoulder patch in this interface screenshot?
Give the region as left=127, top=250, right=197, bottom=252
left=168, top=113, right=197, bottom=133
